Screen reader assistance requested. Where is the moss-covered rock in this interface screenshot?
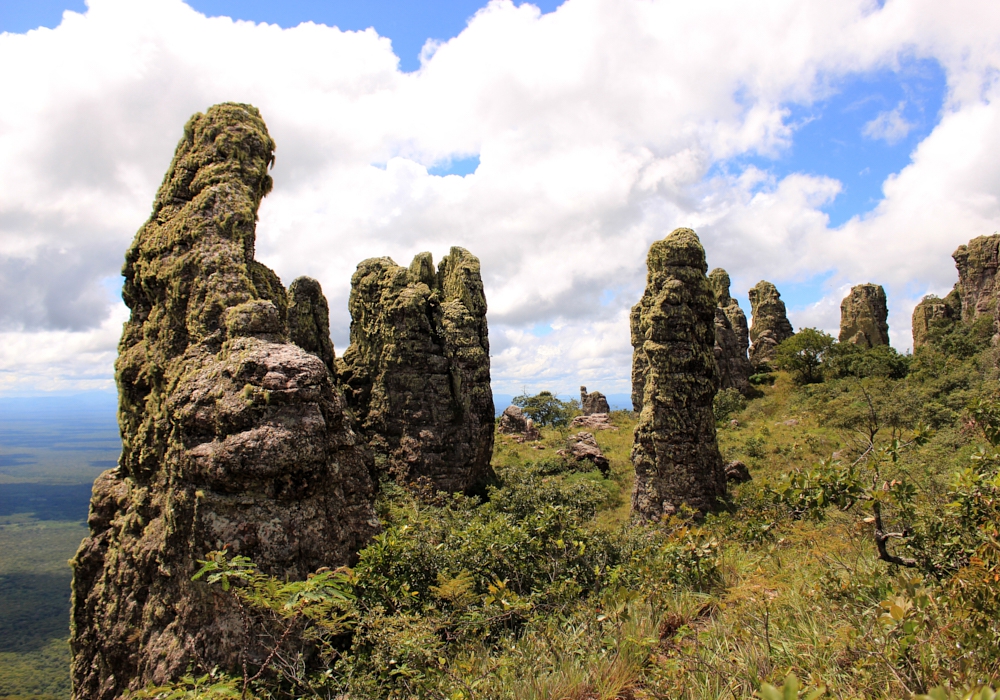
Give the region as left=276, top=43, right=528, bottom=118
left=912, top=290, right=961, bottom=349
left=747, top=280, right=794, bottom=368
left=708, top=268, right=752, bottom=395
left=630, top=228, right=726, bottom=519
left=579, top=386, right=610, bottom=415
left=287, top=275, right=336, bottom=375
left=839, top=283, right=889, bottom=348
left=953, top=234, right=1000, bottom=335
left=70, top=103, right=378, bottom=700
left=339, top=248, right=495, bottom=495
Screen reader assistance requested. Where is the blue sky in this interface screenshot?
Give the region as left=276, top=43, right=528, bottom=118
left=2, top=0, right=997, bottom=395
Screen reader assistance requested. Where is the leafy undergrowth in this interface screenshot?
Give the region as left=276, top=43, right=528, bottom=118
left=135, top=341, right=1000, bottom=699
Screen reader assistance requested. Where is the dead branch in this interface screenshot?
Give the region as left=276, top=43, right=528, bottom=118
left=873, top=501, right=918, bottom=568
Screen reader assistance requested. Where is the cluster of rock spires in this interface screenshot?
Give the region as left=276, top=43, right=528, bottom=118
left=912, top=234, right=1000, bottom=348
left=70, top=104, right=493, bottom=700
left=75, top=102, right=994, bottom=699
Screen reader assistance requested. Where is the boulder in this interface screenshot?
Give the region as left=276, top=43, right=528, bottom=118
left=339, top=249, right=495, bottom=494
left=498, top=405, right=540, bottom=441
left=724, top=460, right=752, bottom=484
left=569, top=413, right=619, bottom=431
left=748, top=280, right=794, bottom=368
left=70, top=104, right=379, bottom=700
left=579, top=386, right=611, bottom=415
left=630, top=228, right=726, bottom=519
left=839, top=283, right=890, bottom=348
left=557, top=431, right=610, bottom=475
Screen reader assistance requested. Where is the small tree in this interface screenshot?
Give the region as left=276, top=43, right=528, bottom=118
left=512, top=390, right=579, bottom=427
left=772, top=328, right=835, bottom=384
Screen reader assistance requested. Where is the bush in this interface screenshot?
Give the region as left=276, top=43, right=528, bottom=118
left=772, top=329, right=835, bottom=384
left=512, top=390, right=579, bottom=427
left=826, top=343, right=910, bottom=379
left=714, top=387, right=748, bottom=422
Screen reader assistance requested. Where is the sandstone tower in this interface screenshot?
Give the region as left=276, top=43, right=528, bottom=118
left=748, top=280, right=794, bottom=367
left=630, top=228, right=726, bottom=519
left=839, top=283, right=890, bottom=348
left=338, top=249, right=495, bottom=494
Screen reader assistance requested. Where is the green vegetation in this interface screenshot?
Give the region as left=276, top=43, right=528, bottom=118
left=511, top=390, right=580, bottom=427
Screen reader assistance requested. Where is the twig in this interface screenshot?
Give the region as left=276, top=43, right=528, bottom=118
left=872, top=501, right=917, bottom=568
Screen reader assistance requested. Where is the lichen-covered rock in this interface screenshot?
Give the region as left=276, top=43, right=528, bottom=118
left=748, top=280, right=794, bottom=368
left=839, top=283, right=890, bottom=348
left=912, top=290, right=961, bottom=348
left=498, top=405, right=528, bottom=434
left=579, top=386, right=611, bottom=415
left=70, top=104, right=378, bottom=700
left=339, top=249, right=495, bottom=494
left=630, top=228, right=726, bottom=519
left=708, top=270, right=752, bottom=395
left=569, top=413, right=619, bottom=431
left=724, top=459, right=752, bottom=484
left=953, top=234, right=1000, bottom=333
left=557, top=432, right=610, bottom=475
left=287, top=276, right=336, bottom=375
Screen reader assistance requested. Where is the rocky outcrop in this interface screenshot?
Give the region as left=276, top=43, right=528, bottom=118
left=580, top=386, right=611, bottom=415
left=911, top=291, right=961, bottom=349
left=630, top=228, right=726, bottom=519
left=339, top=249, right=495, bottom=494
left=569, top=413, right=618, bottom=431
left=748, top=281, right=794, bottom=368
left=839, top=284, right=889, bottom=348
left=557, top=432, right=610, bottom=475
left=70, top=104, right=379, bottom=700
left=497, top=405, right=540, bottom=441
left=287, top=276, right=337, bottom=375
left=708, top=269, right=752, bottom=396
left=953, top=234, right=1000, bottom=332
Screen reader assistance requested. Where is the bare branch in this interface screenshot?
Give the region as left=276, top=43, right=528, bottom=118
left=873, top=501, right=918, bottom=568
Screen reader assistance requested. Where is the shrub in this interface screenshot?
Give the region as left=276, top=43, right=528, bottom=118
left=714, top=387, right=748, bottom=422
left=772, top=328, right=835, bottom=384
left=512, top=390, right=579, bottom=427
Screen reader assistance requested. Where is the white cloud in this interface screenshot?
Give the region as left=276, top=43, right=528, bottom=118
left=862, top=101, right=915, bottom=144
left=1, top=0, right=999, bottom=394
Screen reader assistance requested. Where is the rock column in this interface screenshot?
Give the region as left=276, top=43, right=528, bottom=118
left=748, top=281, right=794, bottom=368
left=70, top=104, right=379, bottom=700
left=339, top=248, right=495, bottom=494
left=839, top=283, right=890, bottom=348
left=630, top=228, right=726, bottom=519
left=708, top=268, right=752, bottom=394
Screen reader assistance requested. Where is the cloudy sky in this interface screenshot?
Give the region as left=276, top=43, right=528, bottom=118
left=1, top=0, right=999, bottom=397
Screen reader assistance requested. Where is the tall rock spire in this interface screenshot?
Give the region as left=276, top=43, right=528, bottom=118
left=630, top=228, right=726, bottom=519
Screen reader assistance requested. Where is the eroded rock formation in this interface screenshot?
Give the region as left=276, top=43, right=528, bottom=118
left=708, top=269, right=752, bottom=395
left=70, top=104, right=378, bottom=700
left=497, top=405, right=540, bottom=441
left=580, top=386, right=611, bottom=415
left=287, top=276, right=337, bottom=374
left=911, top=291, right=960, bottom=349
left=338, top=249, right=495, bottom=494
left=748, top=281, right=794, bottom=368
left=839, top=283, right=889, bottom=348
left=630, top=228, right=726, bottom=519
left=570, top=413, right=618, bottom=431
left=953, top=234, right=1000, bottom=332
left=557, top=432, right=610, bottom=475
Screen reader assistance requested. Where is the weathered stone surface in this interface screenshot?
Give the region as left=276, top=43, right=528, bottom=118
left=630, top=228, right=726, bottom=519
left=953, top=234, right=1000, bottom=333
left=287, top=276, right=336, bottom=375
left=709, top=268, right=750, bottom=354
left=724, top=459, right=752, bottom=484
left=912, top=290, right=961, bottom=349
left=580, top=386, right=611, bottom=415
left=557, top=431, right=610, bottom=475
left=70, top=104, right=378, bottom=700
left=339, top=248, right=495, bottom=494
left=748, top=280, right=794, bottom=368
left=569, top=413, right=619, bottom=431
left=709, top=269, right=752, bottom=395
left=839, top=283, right=890, bottom=348
left=497, top=405, right=540, bottom=441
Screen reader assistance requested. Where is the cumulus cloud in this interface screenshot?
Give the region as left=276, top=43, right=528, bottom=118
left=863, top=101, right=915, bottom=144
left=1, top=0, right=999, bottom=394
